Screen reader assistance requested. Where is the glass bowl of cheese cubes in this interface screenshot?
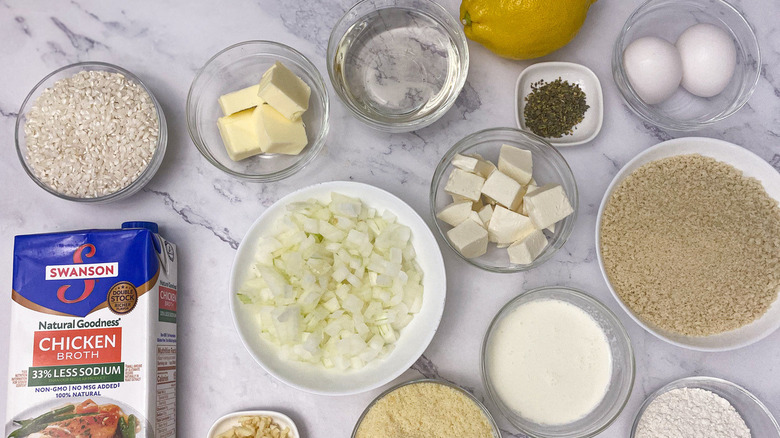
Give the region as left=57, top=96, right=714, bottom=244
left=187, top=40, right=329, bottom=182
left=430, top=127, right=578, bottom=272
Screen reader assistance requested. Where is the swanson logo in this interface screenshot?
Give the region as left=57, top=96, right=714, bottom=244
left=45, top=244, right=118, bottom=304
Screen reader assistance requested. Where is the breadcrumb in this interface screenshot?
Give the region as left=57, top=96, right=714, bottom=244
left=600, top=154, right=780, bottom=336
left=355, top=382, right=494, bottom=438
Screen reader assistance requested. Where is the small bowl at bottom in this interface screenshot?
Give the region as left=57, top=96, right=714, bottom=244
left=631, top=377, right=780, bottom=437
left=207, top=410, right=300, bottom=438
left=351, top=379, right=501, bottom=438
left=481, top=287, right=635, bottom=438
left=187, top=41, right=329, bottom=182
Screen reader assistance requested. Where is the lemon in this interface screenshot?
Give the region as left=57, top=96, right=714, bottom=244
left=460, top=0, right=597, bottom=60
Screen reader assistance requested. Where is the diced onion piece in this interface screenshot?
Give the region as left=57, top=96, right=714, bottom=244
left=238, top=193, right=425, bottom=370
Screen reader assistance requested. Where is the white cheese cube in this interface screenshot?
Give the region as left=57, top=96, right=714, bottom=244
left=218, top=84, right=264, bottom=116
left=521, top=184, right=537, bottom=215
left=253, top=104, right=308, bottom=155
left=481, top=170, right=524, bottom=211
left=477, top=205, right=493, bottom=228
left=498, top=144, right=533, bottom=185
left=436, top=201, right=472, bottom=227
left=444, top=168, right=485, bottom=201
left=488, top=206, right=536, bottom=244
left=469, top=211, right=485, bottom=228
left=447, top=219, right=488, bottom=258
left=451, top=154, right=480, bottom=173
left=451, top=194, right=470, bottom=203
left=472, top=197, right=484, bottom=211
left=523, top=183, right=574, bottom=229
left=451, top=194, right=484, bottom=212
left=507, top=229, right=549, bottom=265
left=455, top=153, right=496, bottom=177
left=217, top=108, right=262, bottom=161
left=257, top=62, right=311, bottom=121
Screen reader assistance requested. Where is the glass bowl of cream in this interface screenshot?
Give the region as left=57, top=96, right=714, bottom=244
left=481, top=286, right=635, bottom=438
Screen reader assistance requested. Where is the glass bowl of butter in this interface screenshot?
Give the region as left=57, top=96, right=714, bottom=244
left=429, top=127, right=578, bottom=272
left=187, top=41, right=329, bottom=182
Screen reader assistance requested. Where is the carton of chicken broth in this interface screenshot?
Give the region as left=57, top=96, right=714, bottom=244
left=5, top=222, right=177, bottom=437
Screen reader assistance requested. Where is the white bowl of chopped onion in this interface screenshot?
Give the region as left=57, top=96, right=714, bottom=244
left=230, top=181, right=447, bottom=395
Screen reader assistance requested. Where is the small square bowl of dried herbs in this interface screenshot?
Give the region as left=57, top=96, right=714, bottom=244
left=515, top=62, right=603, bottom=147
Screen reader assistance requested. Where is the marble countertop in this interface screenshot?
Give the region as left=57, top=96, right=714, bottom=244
left=1, top=0, right=779, bottom=436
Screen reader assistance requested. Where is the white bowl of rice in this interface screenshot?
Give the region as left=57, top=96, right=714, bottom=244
left=15, top=61, right=167, bottom=202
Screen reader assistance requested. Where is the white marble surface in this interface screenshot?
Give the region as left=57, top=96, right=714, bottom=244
left=1, top=1, right=779, bottom=437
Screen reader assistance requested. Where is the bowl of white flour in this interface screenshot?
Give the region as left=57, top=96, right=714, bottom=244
left=632, top=376, right=779, bottom=438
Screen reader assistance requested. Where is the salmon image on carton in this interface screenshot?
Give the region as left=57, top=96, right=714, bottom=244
left=5, top=222, right=177, bottom=438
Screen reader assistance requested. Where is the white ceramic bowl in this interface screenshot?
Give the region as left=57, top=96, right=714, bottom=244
left=596, top=137, right=780, bottom=351
left=515, top=62, right=604, bottom=147
left=207, top=410, right=300, bottom=438
left=230, top=181, right=447, bottom=395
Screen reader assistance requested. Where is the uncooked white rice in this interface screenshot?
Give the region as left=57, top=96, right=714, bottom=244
left=24, top=70, right=159, bottom=198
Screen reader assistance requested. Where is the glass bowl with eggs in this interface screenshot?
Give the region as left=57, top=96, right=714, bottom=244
left=612, top=0, right=760, bottom=131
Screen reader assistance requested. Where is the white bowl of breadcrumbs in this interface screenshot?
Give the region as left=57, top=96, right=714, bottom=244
left=597, top=137, right=780, bottom=351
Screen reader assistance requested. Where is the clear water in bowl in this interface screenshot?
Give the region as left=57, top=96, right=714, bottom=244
left=332, top=7, right=461, bottom=123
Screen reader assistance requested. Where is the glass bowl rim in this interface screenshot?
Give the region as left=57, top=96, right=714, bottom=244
left=429, top=127, right=579, bottom=273
left=350, top=378, right=503, bottom=438
left=15, top=61, right=167, bottom=203
left=325, top=0, right=470, bottom=133
left=186, top=40, right=330, bottom=182
left=480, top=286, right=636, bottom=438
left=611, top=0, right=761, bottom=131
left=629, top=376, right=780, bottom=437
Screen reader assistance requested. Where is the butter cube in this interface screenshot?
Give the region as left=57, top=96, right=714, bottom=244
left=253, top=104, right=308, bottom=155
left=488, top=206, right=536, bottom=245
left=217, top=108, right=262, bottom=161
left=498, top=144, right=533, bottom=185
left=452, top=154, right=496, bottom=178
left=257, top=62, right=311, bottom=121
left=481, top=170, right=525, bottom=211
left=523, top=183, right=574, bottom=229
left=477, top=205, right=493, bottom=228
left=507, top=229, right=549, bottom=265
left=444, top=168, right=485, bottom=201
left=218, top=84, right=264, bottom=116
left=447, top=219, right=488, bottom=258
left=436, top=201, right=472, bottom=227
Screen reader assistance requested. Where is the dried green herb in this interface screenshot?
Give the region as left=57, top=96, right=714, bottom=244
left=524, top=78, right=589, bottom=138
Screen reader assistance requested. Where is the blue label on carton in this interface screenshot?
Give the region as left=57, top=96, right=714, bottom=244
left=12, top=228, right=160, bottom=317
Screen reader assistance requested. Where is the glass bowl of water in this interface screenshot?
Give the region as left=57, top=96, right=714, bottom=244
left=327, top=0, right=469, bottom=132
